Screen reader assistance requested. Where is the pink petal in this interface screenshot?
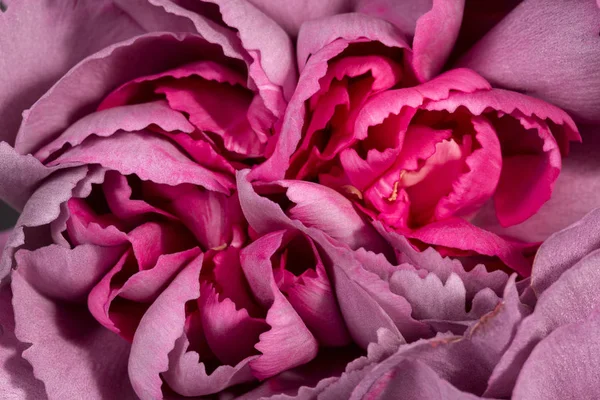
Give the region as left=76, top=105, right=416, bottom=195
left=197, top=0, right=296, bottom=102
left=35, top=101, right=195, bottom=162
left=14, top=244, right=125, bottom=302
left=246, top=0, right=350, bottom=36
left=251, top=40, right=349, bottom=182
left=282, top=180, right=390, bottom=254
left=0, top=286, right=47, bottom=399
left=458, top=0, right=600, bottom=123
left=49, top=131, right=233, bottom=192
left=512, top=313, right=600, bottom=399
left=98, top=60, right=248, bottom=110
left=296, top=13, right=409, bottom=73
left=12, top=269, right=137, bottom=399
left=162, top=332, right=255, bottom=397
left=407, top=218, right=531, bottom=276
left=146, top=183, right=245, bottom=250
left=1, top=166, right=89, bottom=282
left=118, top=248, right=202, bottom=303
left=240, top=231, right=319, bottom=379
left=434, top=116, right=502, bottom=220
left=0, top=0, right=149, bottom=144
left=411, top=0, right=465, bottom=81
left=282, top=239, right=351, bottom=347
left=15, top=32, right=226, bottom=155
left=128, top=252, right=204, bottom=399
left=102, top=171, right=176, bottom=223
left=199, top=282, right=268, bottom=366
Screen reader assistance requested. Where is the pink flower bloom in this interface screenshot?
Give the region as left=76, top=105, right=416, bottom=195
left=265, top=12, right=580, bottom=274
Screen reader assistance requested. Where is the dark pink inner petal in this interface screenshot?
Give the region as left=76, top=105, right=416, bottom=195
left=198, top=282, right=268, bottom=367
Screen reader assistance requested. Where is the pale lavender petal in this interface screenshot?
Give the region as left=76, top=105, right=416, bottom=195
left=458, top=0, right=600, bottom=123
left=512, top=312, right=600, bottom=400
left=1, top=167, right=89, bottom=283
left=11, top=270, right=137, bottom=399
left=350, top=359, right=484, bottom=400
left=0, top=286, right=47, bottom=400
left=485, top=250, right=600, bottom=397
left=0, top=0, right=152, bottom=144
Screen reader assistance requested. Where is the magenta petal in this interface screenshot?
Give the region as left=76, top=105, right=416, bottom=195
left=49, top=131, right=233, bottom=192
left=458, top=0, right=600, bottom=123
left=11, top=270, right=137, bottom=399
left=513, top=313, right=600, bottom=400
left=128, top=252, right=204, bottom=399
left=240, top=231, right=319, bottom=379
left=15, top=244, right=125, bottom=302
left=35, top=101, right=194, bottom=162
left=0, top=286, right=47, bottom=399
left=199, top=283, right=268, bottom=366
left=407, top=218, right=531, bottom=276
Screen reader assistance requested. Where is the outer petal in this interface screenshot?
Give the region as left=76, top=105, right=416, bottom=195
left=35, top=101, right=195, bottom=162
left=49, top=131, right=233, bottom=192
left=458, top=0, right=600, bottom=123
left=1, top=167, right=89, bottom=283
left=350, top=359, right=484, bottom=400
left=11, top=270, right=137, bottom=399
left=0, top=286, right=47, bottom=400
left=513, top=312, right=600, bottom=400
left=15, top=32, right=219, bottom=155
left=0, top=0, right=155, bottom=144
left=485, top=249, right=600, bottom=397
left=246, top=0, right=350, bottom=36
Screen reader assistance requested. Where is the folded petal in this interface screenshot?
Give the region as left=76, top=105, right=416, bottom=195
left=49, top=131, right=233, bottom=192
left=458, top=0, right=600, bottom=123
left=0, top=0, right=157, bottom=144
left=35, top=101, right=195, bottom=162
left=376, top=222, right=509, bottom=298
left=0, top=286, right=47, bottom=400
left=1, top=167, right=89, bottom=283
left=513, top=312, right=600, bottom=399
left=485, top=249, right=600, bottom=397
left=240, top=231, right=319, bottom=379
left=12, top=269, right=137, bottom=399
left=15, top=244, right=125, bottom=302
left=128, top=252, right=204, bottom=399
left=15, top=32, right=224, bottom=155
